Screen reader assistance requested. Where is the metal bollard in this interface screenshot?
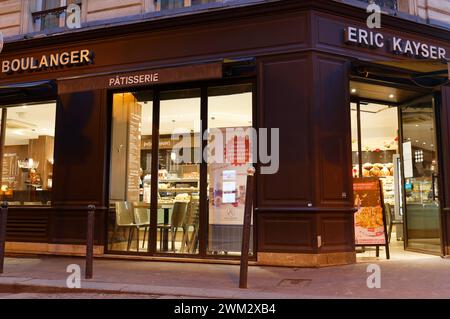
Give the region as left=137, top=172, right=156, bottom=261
left=0, top=201, right=8, bottom=274
left=239, top=166, right=255, bottom=289
left=85, top=204, right=95, bottom=279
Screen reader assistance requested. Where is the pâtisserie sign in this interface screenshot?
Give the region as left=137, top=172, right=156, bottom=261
left=344, top=26, right=448, bottom=60
left=1, top=49, right=93, bottom=74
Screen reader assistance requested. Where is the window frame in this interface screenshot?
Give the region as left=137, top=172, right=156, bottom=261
left=105, top=77, right=258, bottom=260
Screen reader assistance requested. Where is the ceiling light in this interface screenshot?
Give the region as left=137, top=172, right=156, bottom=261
left=389, top=94, right=395, bottom=99
left=351, top=88, right=357, bottom=94
left=423, top=142, right=426, bottom=145
left=415, top=124, right=419, bottom=127
left=415, top=140, right=419, bottom=143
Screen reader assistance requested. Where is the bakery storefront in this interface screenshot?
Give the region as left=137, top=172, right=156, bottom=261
left=0, top=0, right=449, bottom=266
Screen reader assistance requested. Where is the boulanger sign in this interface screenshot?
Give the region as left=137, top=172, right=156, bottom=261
left=1, top=49, right=93, bottom=74
left=345, top=26, right=448, bottom=60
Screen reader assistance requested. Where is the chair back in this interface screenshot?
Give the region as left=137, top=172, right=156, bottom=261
left=132, top=202, right=150, bottom=226
left=171, top=201, right=188, bottom=228
left=183, top=201, right=199, bottom=228
left=115, top=201, right=134, bottom=226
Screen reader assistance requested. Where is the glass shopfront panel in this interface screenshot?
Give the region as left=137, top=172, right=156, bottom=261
left=108, top=91, right=153, bottom=252
left=108, top=82, right=254, bottom=258
left=157, top=89, right=201, bottom=254
left=0, top=102, right=56, bottom=206
left=400, top=98, right=441, bottom=254
left=207, top=84, right=253, bottom=256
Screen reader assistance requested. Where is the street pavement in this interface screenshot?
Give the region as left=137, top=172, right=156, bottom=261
left=0, top=246, right=449, bottom=299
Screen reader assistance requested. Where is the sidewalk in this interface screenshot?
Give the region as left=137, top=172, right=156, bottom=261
left=0, top=248, right=449, bottom=299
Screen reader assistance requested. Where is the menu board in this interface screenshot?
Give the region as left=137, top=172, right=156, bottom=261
left=126, top=102, right=142, bottom=202
left=2, top=153, right=19, bottom=188
left=353, top=177, right=387, bottom=245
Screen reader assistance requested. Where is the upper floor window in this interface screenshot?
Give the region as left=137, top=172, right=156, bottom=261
left=358, top=0, right=398, bottom=11
left=32, top=0, right=81, bottom=32
left=156, top=0, right=222, bottom=11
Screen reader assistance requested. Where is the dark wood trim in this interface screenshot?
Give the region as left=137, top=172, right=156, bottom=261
left=199, top=85, right=208, bottom=257
left=4, top=0, right=449, bottom=54
left=0, top=108, right=7, bottom=189
left=149, top=90, right=160, bottom=254
left=432, top=92, right=448, bottom=256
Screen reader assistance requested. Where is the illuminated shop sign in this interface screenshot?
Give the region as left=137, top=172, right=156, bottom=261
left=344, top=26, right=448, bottom=60
left=1, top=49, right=93, bottom=74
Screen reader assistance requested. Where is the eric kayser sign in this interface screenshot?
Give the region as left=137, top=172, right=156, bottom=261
left=345, top=26, right=448, bottom=60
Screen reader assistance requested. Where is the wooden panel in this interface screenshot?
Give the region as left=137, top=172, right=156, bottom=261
left=52, top=90, right=107, bottom=207
left=257, top=55, right=313, bottom=207
left=439, top=86, right=450, bottom=253
left=318, top=213, right=354, bottom=253
left=6, top=209, right=49, bottom=242
left=49, top=210, right=105, bottom=244
left=257, top=213, right=316, bottom=253
left=313, top=54, right=352, bottom=207
left=440, top=86, right=450, bottom=210
left=0, top=12, right=307, bottom=84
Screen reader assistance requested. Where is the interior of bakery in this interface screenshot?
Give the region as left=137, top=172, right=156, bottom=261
left=0, top=102, right=56, bottom=206
left=108, top=84, right=254, bottom=256
left=350, top=78, right=442, bottom=259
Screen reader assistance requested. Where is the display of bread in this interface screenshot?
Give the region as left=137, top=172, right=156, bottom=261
left=359, top=162, right=394, bottom=177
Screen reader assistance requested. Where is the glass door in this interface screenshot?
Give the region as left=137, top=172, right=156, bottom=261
left=400, top=96, right=442, bottom=254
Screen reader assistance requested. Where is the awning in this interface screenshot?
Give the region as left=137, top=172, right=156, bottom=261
left=351, top=59, right=449, bottom=89
left=0, top=80, right=57, bottom=105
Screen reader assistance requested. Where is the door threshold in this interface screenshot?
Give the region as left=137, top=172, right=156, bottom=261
left=404, top=247, right=442, bottom=257
left=101, top=253, right=259, bottom=265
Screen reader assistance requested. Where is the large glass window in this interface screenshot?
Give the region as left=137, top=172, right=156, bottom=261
left=207, top=84, right=253, bottom=256
left=157, top=89, right=201, bottom=254
left=108, top=92, right=153, bottom=252
left=0, top=102, right=56, bottom=206
left=108, top=83, right=254, bottom=257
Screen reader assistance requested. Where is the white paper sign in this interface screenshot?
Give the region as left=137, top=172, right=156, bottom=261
left=402, top=141, right=413, bottom=178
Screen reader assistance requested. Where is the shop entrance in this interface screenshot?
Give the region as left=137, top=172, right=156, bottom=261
left=350, top=73, right=445, bottom=256
left=351, top=94, right=441, bottom=255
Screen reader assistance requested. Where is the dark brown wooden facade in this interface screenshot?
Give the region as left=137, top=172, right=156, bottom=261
left=0, top=0, right=449, bottom=266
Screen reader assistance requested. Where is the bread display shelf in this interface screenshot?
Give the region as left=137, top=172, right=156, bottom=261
left=159, top=188, right=199, bottom=193
left=159, top=179, right=199, bottom=183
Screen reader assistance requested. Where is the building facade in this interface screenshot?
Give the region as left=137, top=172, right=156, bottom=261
left=0, top=0, right=449, bottom=266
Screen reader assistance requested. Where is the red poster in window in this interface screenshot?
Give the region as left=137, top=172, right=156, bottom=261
left=353, top=178, right=386, bottom=245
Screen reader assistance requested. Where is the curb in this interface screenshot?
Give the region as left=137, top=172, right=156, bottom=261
left=0, top=277, right=321, bottom=299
